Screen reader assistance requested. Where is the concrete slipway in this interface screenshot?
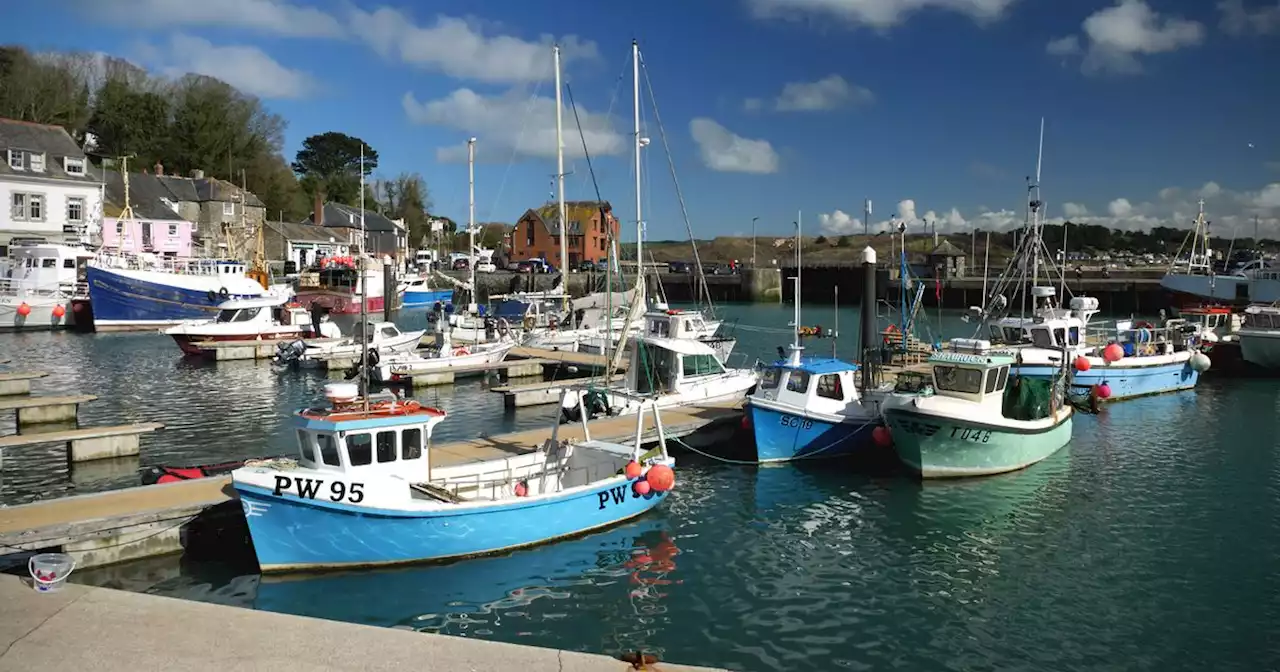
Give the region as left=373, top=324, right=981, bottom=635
left=0, top=575, right=729, bottom=671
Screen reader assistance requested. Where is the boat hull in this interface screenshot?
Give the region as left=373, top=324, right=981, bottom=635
left=86, top=265, right=262, bottom=331
left=0, top=297, right=73, bottom=331
left=169, top=330, right=309, bottom=356
left=235, top=478, right=669, bottom=572
left=1239, top=330, right=1280, bottom=369
left=402, top=288, right=454, bottom=307
left=884, top=406, right=1073, bottom=478
left=746, top=401, right=874, bottom=463
left=1013, top=358, right=1199, bottom=401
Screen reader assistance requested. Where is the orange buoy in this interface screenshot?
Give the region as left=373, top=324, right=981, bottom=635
left=1074, top=356, right=1090, bottom=372
left=1103, top=343, right=1124, bottom=363
left=16, top=302, right=31, bottom=317
left=872, top=425, right=893, bottom=448
left=1096, top=383, right=1112, bottom=399
left=52, top=304, right=66, bottom=319
left=645, top=464, right=675, bottom=492
left=634, top=480, right=651, bottom=496
left=514, top=481, right=528, bottom=497
left=624, top=461, right=643, bottom=479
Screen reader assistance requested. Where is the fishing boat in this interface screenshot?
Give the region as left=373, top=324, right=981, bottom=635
left=85, top=255, right=279, bottom=331
left=370, top=313, right=516, bottom=384
left=1161, top=201, right=1280, bottom=307
left=882, top=338, right=1074, bottom=478
left=231, top=382, right=677, bottom=572
left=0, top=241, right=93, bottom=330
left=745, top=245, right=885, bottom=462
left=1237, top=304, right=1280, bottom=370
left=292, top=255, right=398, bottom=331
left=278, top=320, right=425, bottom=368
left=163, top=295, right=341, bottom=356
left=398, top=274, right=453, bottom=307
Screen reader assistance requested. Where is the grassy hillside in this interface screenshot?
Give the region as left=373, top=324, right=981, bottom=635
left=642, top=234, right=1012, bottom=266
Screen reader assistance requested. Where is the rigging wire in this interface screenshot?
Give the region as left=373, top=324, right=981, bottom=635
left=485, top=78, right=546, bottom=225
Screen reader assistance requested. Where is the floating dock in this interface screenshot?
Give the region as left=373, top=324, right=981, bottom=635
left=0, top=575, right=725, bottom=671
left=0, top=422, right=165, bottom=462
left=190, top=337, right=341, bottom=361
left=0, top=371, right=47, bottom=396
left=0, top=394, right=96, bottom=425
left=0, top=402, right=741, bottom=569
left=390, top=357, right=548, bottom=388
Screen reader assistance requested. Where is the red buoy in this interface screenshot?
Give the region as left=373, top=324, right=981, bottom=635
left=645, top=464, right=675, bottom=492
left=624, top=461, right=642, bottom=479
left=1103, top=343, right=1124, bottom=363
left=872, top=425, right=893, bottom=448
left=514, top=481, right=529, bottom=497
left=16, top=302, right=31, bottom=317
left=634, top=480, right=651, bottom=496
left=1096, top=383, right=1112, bottom=399
left=1074, top=356, right=1090, bottom=372
left=52, top=304, right=66, bottom=319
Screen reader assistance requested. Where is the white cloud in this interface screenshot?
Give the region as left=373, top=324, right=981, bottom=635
left=746, top=0, right=1020, bottom=29
left=78, top=0, right=343, bottom=37
left=1047, top=0, right=1204, bottom=75
left=1063, top=202, right=1090, bottom=218
left=350, top=8, right=598, bottom=84
left=1257, top=184, right=1280, bottom=209
left=767, top=75, right=874, bottom=111
left=688, top=118, right=780, bottom=174
left=1108, top=198, right=1134, bottom=217
left=402, top=89, right=624, bottom=163
left=1218, top=0, right=1280, bottom=35
left=138, top=34, right=315, bottom=99
left=1198, top=181, right=1223, bottom=198
left=817, top=210, right=863, bottom=234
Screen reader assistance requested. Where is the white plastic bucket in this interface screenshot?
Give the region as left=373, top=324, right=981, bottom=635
left=29, top=553, right=75, bottom=593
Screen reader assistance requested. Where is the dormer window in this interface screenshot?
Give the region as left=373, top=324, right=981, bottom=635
left=7, top=150, right=22, bottom=170
left=160, top=197, right=178, bottom=213
left=29, top=152, right=44, bottom=172
left=64, top=157, right=85, bottom=175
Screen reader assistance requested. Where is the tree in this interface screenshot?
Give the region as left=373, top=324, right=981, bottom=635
left=0, top=47, right=93, bottom=138
left=836, top=235, right=851, bottom=247
left=87, top=77, right=170, bottom=167
left=293, top=132, right=378, bottom=206
left=165, top=75, right=284, bottom=180
left=814, top=235, right=828, bottom=245
left=373, top=172, right=432, bottom=239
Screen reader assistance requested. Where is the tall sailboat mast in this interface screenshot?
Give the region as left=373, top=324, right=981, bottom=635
left=1029, top=117, right=1045, bottom=289
left=467, top=137, right=477, bottom=313
left=633, top=39, right=644, bottom=292
left=554, top=45, right=568, bottom=306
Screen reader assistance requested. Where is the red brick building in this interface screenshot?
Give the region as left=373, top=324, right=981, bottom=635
left=511, top=200, right=619, bottom=267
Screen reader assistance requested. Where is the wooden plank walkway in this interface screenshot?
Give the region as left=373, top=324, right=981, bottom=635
left=0, top=371, right=47, bottom=382
left=0, top=371, right=48, bottom=396
left=0, top=394, right=97, bottom=410
left=508, top=346, right=627, bottom=370
left=0, top=423, right=164, bottom=449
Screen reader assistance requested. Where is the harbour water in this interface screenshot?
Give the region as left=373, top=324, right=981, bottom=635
left=3, top=304, right=1278, bottom=670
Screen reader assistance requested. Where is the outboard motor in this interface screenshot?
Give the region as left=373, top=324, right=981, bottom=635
left=273, top=339, right=307, bottom=366
left=484, top=316, right=497, bottom=341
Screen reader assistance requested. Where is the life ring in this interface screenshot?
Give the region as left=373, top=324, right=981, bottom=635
left=218, top=287, right=229, bottom=300
left=206, top=290, right=217, bottom=302
left=497, top=317, right=511, bottom=337
left=522, top=315, right=536, bottom=330
left=452, top=346, right=470, bottom=357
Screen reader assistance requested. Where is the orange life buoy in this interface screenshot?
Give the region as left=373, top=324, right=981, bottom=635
left=453, top=346, right=470, bottom=356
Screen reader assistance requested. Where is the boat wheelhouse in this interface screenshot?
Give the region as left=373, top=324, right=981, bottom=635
left=164, top=295, right=342, bottom=355
left=232, top=383, right=676, bottom=572
left=881, top=338, right=1073, bottom=479
left=746, top=356, right=884, bottom=462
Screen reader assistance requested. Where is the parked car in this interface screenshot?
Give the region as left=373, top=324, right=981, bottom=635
left=475, top=260, right=497, bottom=273
left=667, top=261, right=691, bottom=274
left=452, top=258, right=470, bottom=271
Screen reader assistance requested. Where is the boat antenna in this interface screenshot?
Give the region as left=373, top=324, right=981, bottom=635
left=787, top=212, right=803, bottom=366
left=360, top=144, right=369, bottom=415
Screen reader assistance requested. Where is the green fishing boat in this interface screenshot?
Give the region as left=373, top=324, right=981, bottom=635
left=881, top=338, right=1073, bottom=478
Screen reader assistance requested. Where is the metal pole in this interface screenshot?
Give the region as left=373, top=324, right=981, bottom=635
left=861, top=246, right=877, bottom=392
left=554, top=44, right=568, bottom=301
left=467, top=137, right=477, bottom=313
left=751, top=216, right=758, bottom=268
left=359, top=145, right=368, bottom=414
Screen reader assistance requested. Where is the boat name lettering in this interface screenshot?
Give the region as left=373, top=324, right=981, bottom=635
left=950, top=427, right=992, bottom=443
left=778, top=414, right=814, bottom=430
left=272, top=475, right=366, bottom=504
left=894, top=419, right=940, bottom=437
left=934, top=353, right=989, bottom=364
left=597, top=484, right=631, bottom=510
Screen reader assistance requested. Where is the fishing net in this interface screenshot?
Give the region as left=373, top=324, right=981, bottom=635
left=1002, top=375, right=1057, bottom=421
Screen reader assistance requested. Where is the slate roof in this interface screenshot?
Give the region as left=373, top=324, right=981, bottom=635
left=102, top=171, right=186, bottom=221
left=307, top=203, right=401, bottom=233
left=267, top=220, right=345, bottom=244
left=521, top=200, right=613, bottom=236
left=152, top=174, right=263, bottom=207
left=0, top=118, right=97, bottom=183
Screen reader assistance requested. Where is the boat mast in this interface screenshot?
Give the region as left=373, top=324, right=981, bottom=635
left=1029, top=117, right=1045, bottom=291
left=633, top=39, right=644, bottom=300
left=554, top=44, right=568, bottom=309
left=468, top=137, right=477, bottom=314
left=788, top=210, right=803, bottom=365
left=359, top=144, right=369, bottom=414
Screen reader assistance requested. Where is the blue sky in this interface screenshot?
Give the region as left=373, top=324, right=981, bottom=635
left=4, top=0, right=1279, bottom=239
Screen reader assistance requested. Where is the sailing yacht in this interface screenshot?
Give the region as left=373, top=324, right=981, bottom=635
left=558, top=40, right=757, bottom=421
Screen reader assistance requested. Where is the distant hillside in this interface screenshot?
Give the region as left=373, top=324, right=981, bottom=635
left=642, top=234, right=1010, bottom=265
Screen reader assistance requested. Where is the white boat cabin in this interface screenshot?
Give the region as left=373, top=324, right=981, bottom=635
left=629, top=335, right=728, bottom=395
left=985, top=292, right=1099, bottom=346
left=644, top=307, right=714, bottom=341
left=1, top=242, right=93, bottom=296
left=214, top=296, right=307, bottom=325
left=897, top=339, right=1014, bottom=406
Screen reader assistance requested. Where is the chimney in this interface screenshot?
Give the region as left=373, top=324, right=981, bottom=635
left=154, top=162, right=164, bottom=176
left=190, top=169, right=204, bottom=179
left=313, top=191, right=324, bottom=226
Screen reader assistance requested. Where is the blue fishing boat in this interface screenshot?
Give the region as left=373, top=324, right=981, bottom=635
left=231, top=383, right=677, bottom=573
left=86, top=257, right=274, bottom=331
left=399, top=275, right=453, bottom=308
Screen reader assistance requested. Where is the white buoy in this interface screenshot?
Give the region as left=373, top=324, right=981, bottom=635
left=324, top=382, right=359, bottom=403
left=1190, top=351, right=1211, bottom=373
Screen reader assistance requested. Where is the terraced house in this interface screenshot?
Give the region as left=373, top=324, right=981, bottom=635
left=511, top=200, right=619, bottom=267
left=0, top=117, right=102, bottom=252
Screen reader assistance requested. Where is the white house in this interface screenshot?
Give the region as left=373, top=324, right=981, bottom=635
left=0, top=118, right=102, bottom=253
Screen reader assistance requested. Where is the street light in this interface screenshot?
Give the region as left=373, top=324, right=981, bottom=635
left=751, top=216, right=759, bottom=268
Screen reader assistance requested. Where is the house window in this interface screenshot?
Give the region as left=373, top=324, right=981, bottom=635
left=7, top=150, right=22, bottom=170
left=526, top=220, right=535, bottom=247
left=10, top=193, right=43, bottom=221
left=67, top=197, right=84, bottom=222
left=600, top=237, right=606, bottom=251
left=168, top=224, right=178, bottom=235
left=116, top=221, right=124, bottom=235
left=64, top=157, right=85, bottom=175
left=223, top=201, right=235, bottom=217
left=29, top=153, right=44, bottom=172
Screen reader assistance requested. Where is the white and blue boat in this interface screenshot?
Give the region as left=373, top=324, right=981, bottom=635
left=747, top=355, right=883, bottom=462
left=86, top=255, right=277, bottom=331
left=399, top=274, right=453, bottom=308
left=231, top=383, right=677, bottom=573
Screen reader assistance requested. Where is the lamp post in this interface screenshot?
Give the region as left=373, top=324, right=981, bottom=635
left=751, top=216, right=759, bottom=268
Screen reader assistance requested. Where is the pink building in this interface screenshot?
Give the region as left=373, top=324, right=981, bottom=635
left=102, top=170, right=196, bottom=258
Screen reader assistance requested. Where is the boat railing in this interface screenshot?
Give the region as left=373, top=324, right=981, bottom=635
left=429, top=459, right=616, bottom=500
left=96, top=253, right=247, bottom=276
left=0, top=278, right=77, bottom=299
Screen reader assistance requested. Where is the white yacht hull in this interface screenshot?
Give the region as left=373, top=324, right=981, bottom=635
left=1238, top=329, right=1280, bottom=369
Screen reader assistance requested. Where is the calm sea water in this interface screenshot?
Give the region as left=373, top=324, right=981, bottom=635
left=5, top=303, right=1278, bottom=671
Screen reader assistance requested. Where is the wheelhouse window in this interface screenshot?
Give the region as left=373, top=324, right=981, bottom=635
left=1068, top=326, right=1080, bottom=345
left=215, top=307, right=260, bottom=323
left=786, top=370, right=811, bottom=393
left=317, top=433, right=341, bottom=466
left=1052, top=328, right=1066, bottom=346
left=380, top=326, right=399, bottom=339
left=1004, top=327, right=1022, bottom=343
left=376, top=430, right=397, bottom=463
left=816, top=374, right=844, bottom=400
left=402, top=427, right=422, bottom=460
left=347, top=433, right=373, bottom=466
left=682, top=354, right=723, bottom=377
left=761, top=367, right=782, bottom=389
left=296, top=430, right=316, bottom=462
left=932, top=365, right=985, bottom=394
left=1030, top=328, right=1053, bottom=348
left=649, top=319, right=670, bottom=337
